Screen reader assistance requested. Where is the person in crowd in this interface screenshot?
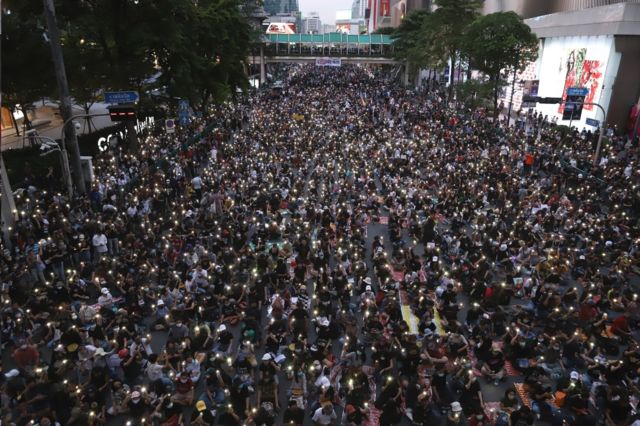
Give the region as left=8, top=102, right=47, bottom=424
left=1, top=64, right=639, bottom=426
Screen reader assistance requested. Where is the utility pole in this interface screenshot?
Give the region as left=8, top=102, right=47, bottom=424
left=42, top=0, right=86, bottom=195
left=631, top=95, right=640, bottom=145
left=506, top=54, right=519, bottom=127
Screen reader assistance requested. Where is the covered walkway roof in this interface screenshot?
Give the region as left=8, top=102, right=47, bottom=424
left=265, top=33, right=394, bottom=45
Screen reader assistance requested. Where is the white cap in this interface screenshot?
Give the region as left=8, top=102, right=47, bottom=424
left=101, top=288, right=109, bottom=294
left=262, top=353, right=272, bottom=361
left=605, top=240, right=613, bottom=247
left=570, top=371, right=580, bottom=381
left=318, top=317, right=330, bottom=327
left=363, top=277, right=372, bottom=285
left=451, top=401, right=462, bottom=412
left=500, top=244, right=508, bottom=252
left=157, top=299, right=165, bottom=306
left=365, top=285, right=372, bottom=291
left=5, top=369, right=20, bottom=378
left=218, top=324, right=226, bottom=332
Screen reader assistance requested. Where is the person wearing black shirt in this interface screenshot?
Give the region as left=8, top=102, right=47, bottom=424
left=509, top=405, right=535, bottom=425
left=289, top=303, right=309, bottom=338
left=283, top=399, right=305, bottom=425
left=218, top=404, right=241, bottom=426
left=190, top=400, right=216, bottom=425
left=126, top=391, right=151, bottom=421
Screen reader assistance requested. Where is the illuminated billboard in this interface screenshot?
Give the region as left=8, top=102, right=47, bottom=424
left=534, top=35, right=615, bottom=129
left=266, top=23, right=296, bottom=34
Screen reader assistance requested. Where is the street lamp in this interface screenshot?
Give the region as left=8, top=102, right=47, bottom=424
left=32, top=135, right=73, bottom=197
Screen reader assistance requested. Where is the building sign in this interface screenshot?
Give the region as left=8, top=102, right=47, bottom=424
left=562, top=87, right=588, bottom=121
left=96, top=117, right=155, bottom=151
left=178, top=100, right=190, bottom=126
left=165, top=118, right=176, bottom=134
left=586, top=118, right=600, bottom=128
left=315, top=58, right=342, bottom=67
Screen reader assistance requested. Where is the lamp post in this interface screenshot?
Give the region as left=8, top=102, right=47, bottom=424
left=59, top=113, right=110, bottom=194
left=580, top=102, right=607, bottom=167
left=33, top=135, right=73, bottom=197
left=43, top=0, right=86, bottom=195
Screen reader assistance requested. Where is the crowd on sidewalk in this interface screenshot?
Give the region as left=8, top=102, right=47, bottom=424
left=1, top=64, right=640, bottom=426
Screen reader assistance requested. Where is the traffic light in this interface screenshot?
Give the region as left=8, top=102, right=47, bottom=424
left=522, top=96, right=563, bottom=104
left=107, top=104, right=137, bottom=122
left=563, top=97, right=585, bottom=121
left=539, top=97, right=563, bottom=104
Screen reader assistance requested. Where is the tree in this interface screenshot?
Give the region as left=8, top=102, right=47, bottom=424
left=463, top=11, right=538, bottom=119
left=159, top=0, right=253, bottom=109
left=392, top=10, right=433, bottom=82
left=53, top=0, right=252, bottom=145
left=422, top=0, right=481, bottom=100
left=62, top=30, right=108, bottom=133
left=455, top=79, right=494, bottom=110
left=1, top=1, right=55, bottom=131
left=373, top=27, right=396, bottom=35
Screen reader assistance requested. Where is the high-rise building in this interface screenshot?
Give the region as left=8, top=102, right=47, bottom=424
left=482, top=0, right=640, bottom=18
left=263, top=0, right=299, bottom=16
left=351, top=0, right=367, bottom=19
left=323, top=24, right=336, bottom=34
left=302, top=12, right=322, bottom=34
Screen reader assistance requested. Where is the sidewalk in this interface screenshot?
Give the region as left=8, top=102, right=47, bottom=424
left=0, top=102, right=114, bottom=151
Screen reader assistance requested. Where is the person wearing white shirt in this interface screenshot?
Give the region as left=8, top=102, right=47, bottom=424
left=92, top=232, right=108, bottom=263
left=145, top=354, right=164, bottom=383
left=311, top=403, right=337, bottom=425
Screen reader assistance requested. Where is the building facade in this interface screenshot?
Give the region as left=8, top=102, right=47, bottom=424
left=501, top=2, right=640, bottom=132
left=302, top=12, right=322, bottom=34
left=483, top=0, right=640, bottom=18
left=263, top=0, right=299, bottom=16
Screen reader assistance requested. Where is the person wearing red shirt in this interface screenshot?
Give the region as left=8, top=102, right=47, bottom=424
left=171, top=372, right=194, bottom=406
left=610, top=314, right=631, bottom=337
left=13, top=340, right=40, bottom=370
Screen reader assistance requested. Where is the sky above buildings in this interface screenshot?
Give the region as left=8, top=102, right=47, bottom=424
left=299, top=0, right=352, bottom=24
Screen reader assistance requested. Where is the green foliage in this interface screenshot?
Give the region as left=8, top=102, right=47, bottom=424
left=1, top=1, right=55, bottom=115
left=373, top=27, right=396, bottom=35
left=393, top=0, right=481, bottom=97
left=425, top=0, right=482, bottom=64
left=463, top=11, right=538, bottom=116
left=2, top=0, right=253, bottom=116
left=552, top=125, right=571, bottom=138
left=392, top=10, right=432, bottom=71
left=455, top=79, right=494, bottom=109
left=159, top=0, right=253, bottom=107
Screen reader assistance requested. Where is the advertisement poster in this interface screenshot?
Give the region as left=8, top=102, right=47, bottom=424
left=380, top=0, right=390, bottom=16
left=521, top=80, right=539, bottom=108
left=266, top=23, right=296, bottom=34
left=558, top=48, right=604, bottom=114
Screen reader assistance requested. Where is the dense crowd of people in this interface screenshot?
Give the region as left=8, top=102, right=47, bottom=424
left=1, top=64, right=639, bottom=426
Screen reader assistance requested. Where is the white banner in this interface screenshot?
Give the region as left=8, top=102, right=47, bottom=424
left=315, top=58, right=341, bottom=67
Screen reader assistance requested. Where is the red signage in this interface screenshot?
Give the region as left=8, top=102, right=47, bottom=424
left=380, top=0, right=390, bottom=16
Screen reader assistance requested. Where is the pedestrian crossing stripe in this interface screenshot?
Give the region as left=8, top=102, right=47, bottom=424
left=433, top=306, right=445, bottom=335
left=401, top=304, right=419, bottom=334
